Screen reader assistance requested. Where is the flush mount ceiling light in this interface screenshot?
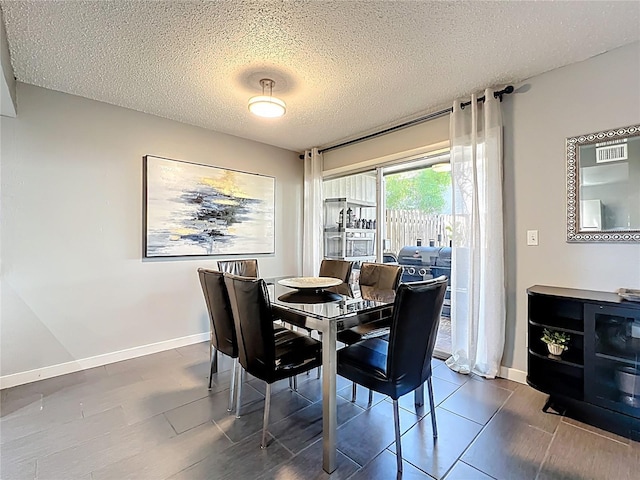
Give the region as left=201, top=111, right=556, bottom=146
left=431, top=162, right=451, bottom=173
left=248, top=79, right=286, bottom=118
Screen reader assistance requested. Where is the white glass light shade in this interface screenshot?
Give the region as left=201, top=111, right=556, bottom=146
left=431, top=162, right=451, bottom=173
left=248, top=95, right=286, bottom=118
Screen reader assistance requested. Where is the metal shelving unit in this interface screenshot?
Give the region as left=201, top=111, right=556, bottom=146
left=323, top=198, right=376, bottom=263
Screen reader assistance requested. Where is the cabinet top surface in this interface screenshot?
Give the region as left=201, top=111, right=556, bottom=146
left=528, top=284, right=640, bottom=309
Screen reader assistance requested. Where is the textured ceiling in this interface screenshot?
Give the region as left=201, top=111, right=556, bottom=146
left=1, top=1, right=639, bottom=152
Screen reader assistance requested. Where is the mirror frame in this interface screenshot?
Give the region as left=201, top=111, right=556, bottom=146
left=566, top=124, right=640, bottom=243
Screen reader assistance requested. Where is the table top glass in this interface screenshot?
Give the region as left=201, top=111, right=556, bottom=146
left=266, top=276, right=395, bottom=321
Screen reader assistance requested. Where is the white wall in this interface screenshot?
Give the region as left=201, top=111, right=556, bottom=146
left=322, top=115, right=449, bottom=172
left=502, top=41, right=640, bottom=372
left=0, top=83, right=303, bottom=380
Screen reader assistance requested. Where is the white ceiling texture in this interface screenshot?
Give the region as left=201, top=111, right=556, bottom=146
left=1, top=1, right=639, bottom=152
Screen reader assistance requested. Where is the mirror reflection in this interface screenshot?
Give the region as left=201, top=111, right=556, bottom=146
left=567, top=125, right=640, bottom=242
left=578, top=135, right=640, bottom=231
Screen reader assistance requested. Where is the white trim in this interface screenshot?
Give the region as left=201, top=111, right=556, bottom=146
left=0, top=332, right=528, bottom=389
left=0, top=332, right=209, bottom=389
left=499, top=366, right=527, bottom=385
left=434, top=352, right=528, bottom=386
left=323, top=142, right=450, bottom=178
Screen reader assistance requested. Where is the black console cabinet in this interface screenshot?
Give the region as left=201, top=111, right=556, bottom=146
left=527, top=285, right=640, bottom=440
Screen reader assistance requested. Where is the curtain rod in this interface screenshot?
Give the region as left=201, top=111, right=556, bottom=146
left=300, top=85, right=514, bottom=158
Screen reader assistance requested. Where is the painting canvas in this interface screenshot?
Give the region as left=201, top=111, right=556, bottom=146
left=144, top=155, right=275, bottom=257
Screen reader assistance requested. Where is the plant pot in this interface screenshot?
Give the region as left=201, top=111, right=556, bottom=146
left=547, top=344, right=564, bottom=356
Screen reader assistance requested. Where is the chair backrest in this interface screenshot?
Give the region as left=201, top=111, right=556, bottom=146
left=217, top=259, right=259, bottom=278
left=319, top=259, right=354, bottom=283
left=359, top=262, right=402, bottom=290
left=383, top=252, right=398, bottom=263
left=223, top=274, right=276, bottom=382
left=197, top=268, right=238, bottom=358
left=386, top=276, right=448, bottom=392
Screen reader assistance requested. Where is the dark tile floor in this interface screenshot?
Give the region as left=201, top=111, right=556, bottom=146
left=1, top=342, right=638, bottom=480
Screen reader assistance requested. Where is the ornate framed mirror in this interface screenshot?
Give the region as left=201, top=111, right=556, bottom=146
left=567, top=124, right=640, bottom=242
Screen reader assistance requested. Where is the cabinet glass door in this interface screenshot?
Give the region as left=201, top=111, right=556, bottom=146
left=586, top=304, right=640, bottom=418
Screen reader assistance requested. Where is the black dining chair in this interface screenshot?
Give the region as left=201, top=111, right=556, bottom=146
left=198, top=268, right=299, bottom=410
left=289, top=259, right=353, bottom=382
left=358, top=261, right=403, bottom=290
left=197, top=268, right=240, bottom=411
left=224, top=274, right=322, bottom=448
left=337, top=262, right=403, bottom=403
left=218, top=258, right=304, bottom=390
left=337, top=276, right=448, bottom=473
left=217, top=259, right=259, bottom=277
left=337, top=262, right=402, bottom=346
left=321, top=259, right=355, bottom=297
left=319, top=259, right=354, bottom=283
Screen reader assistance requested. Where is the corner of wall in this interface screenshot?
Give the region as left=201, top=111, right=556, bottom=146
left=0, top=8, right=17, bottom=117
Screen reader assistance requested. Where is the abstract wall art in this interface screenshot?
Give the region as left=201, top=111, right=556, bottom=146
left=144, top=155, right=275, bottom=257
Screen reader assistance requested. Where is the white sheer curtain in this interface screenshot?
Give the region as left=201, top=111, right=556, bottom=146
left=445, top=89, right=506, bottom=378
left=302, top=148, right=323, bottom=276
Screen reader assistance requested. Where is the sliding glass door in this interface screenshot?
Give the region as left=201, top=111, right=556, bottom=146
left=323, top=152, right=453, bottom=357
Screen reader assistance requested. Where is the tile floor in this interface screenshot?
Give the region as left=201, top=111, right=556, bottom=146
left=1, top=342, right=638, bottom=480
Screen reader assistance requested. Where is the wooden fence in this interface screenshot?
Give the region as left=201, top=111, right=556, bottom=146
left=385, top=210, right=453, bottom=255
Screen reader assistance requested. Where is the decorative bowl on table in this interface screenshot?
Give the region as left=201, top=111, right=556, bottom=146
left=277, top=277, right=344, bottom=304
left=278, top=277, right=343, bottom=291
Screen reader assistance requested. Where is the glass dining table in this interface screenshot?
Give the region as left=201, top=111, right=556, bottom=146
left=265, top=277, right=396, bottom=474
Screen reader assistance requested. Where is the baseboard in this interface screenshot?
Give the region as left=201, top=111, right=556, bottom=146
left=0, top=332, right=209, bottom=390
left=499, top=365, right=527, bottom=385
left=1, top=334, right=528, bottom=389
left=435, top=351, right=527, bottom=385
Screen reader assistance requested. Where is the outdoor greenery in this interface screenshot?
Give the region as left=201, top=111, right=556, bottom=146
left=385, top=169, right=451, bottom=213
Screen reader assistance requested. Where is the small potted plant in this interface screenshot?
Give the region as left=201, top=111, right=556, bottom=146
left=541, top=328, right=570, bottom=356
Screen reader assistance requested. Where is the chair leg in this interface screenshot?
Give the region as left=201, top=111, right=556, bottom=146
left=427, top=377, right=437, bottom=439
left=415, top=382, right=424, bottom=407
left=393, top=399, right=403, bottom=473
left=227, top=358, right=238, bottom=412
left=208, top=346, right=218, bottom=390
left=261, top=382, right=272, bottom=449
left=368, top=389, right=373, bottom=407
left=351, top=382, right=357, bottom=402
left=235, top=366, right=245, bottom=418
left=316, top=332, right=322, bottom=379
left=293, top=375, right=298, bottom=391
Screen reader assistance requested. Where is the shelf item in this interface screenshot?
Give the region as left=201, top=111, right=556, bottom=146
left=323, top=198, right=376, bottom=262
left=617, top=288, right=640, bottom=302
left=527, top=285, right=640, bottom=441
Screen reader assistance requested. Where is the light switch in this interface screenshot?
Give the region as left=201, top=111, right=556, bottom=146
left=527, top=230, right=539, bottom=246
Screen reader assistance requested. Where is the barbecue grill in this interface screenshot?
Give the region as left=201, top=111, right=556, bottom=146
left=387, top=245, right=452, bottom=316
left=396, top=245, right=450, bottom=281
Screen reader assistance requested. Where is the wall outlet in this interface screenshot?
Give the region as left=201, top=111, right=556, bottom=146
left=527, top=230, right=539, bottom=246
